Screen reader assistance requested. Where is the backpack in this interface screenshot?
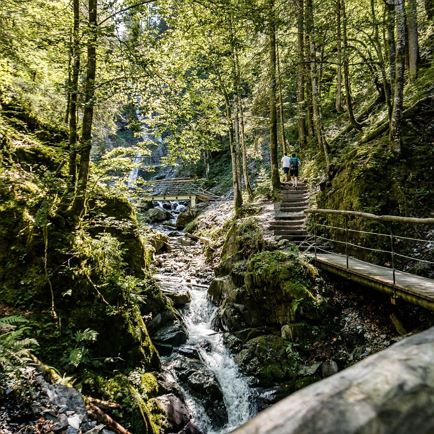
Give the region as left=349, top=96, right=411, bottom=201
left=290, top=157, right=299, bottom=169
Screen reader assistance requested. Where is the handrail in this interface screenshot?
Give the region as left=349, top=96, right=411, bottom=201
left=306, top=208, right=434, bottom=294
left=306, top=208, right=434, bottom=224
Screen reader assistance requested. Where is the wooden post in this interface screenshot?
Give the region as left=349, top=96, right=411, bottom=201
left=345, top=215, right=349, bottom=269
left=191, top=196, right=197, bottom=209
left=314, top=214, right=317, bottom=260
left=390, top=224, right=397, bottom=299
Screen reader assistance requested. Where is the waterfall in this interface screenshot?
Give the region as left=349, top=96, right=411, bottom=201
left=182, top=285, right=255, bottom=433
left=127, top=154, right=142, bottom=188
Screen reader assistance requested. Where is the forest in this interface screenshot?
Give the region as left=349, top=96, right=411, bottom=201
left=0, top=0, right=433, bottom=433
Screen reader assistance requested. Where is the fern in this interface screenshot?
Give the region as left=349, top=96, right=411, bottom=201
left=0, top=316, right=38, bottom=374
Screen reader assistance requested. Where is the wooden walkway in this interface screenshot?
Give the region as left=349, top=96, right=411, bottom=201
left=309, top=252, right=434, bottom=310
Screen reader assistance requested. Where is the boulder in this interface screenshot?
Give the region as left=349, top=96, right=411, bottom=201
left=172, top=357, right=228, bottom=429
left=234, top=335, right=300, bottom=386
left=153, top=321, right=188, bottom=353
left=144, top=207, right=171, bottom=223
left=163, top=289, right=192, bottom=307
left=212, top=250, right=322, bottom=332
left=232, top=326, right=434, bottom=434
left=208, top=275, right=237, bottom=305
left=156, top=394, right=190, bottom=432
left=176, top=209, right=198, bottom=229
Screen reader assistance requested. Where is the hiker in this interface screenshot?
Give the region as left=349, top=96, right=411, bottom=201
left=281, top=152, right=291, bottom=182
left=289, top=153, right=301, bottom=187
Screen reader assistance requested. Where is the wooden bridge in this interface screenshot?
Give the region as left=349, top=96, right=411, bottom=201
left=303, top=209, right=434, bottom=311
left=135, top=178, right=220, bottom=208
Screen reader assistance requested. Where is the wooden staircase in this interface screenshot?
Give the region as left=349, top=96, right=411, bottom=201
left=269, top=183, right=309, bottom=245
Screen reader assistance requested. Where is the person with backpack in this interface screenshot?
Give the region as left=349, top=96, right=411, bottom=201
left=281, top=152, right=291, bottom=182
left=289, top=153, right=301, bottom=188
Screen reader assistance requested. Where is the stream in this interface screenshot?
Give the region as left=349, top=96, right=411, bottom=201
left=152, top=218, right=256, bottom=433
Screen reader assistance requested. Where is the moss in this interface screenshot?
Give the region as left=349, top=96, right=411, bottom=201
left=184, top=217, right=199, bottom=233
left=234, top=335, right=301, bottom=385
left=139, top=372, right=159, bottom=396
left=84, top=373, right=163, bottom=434
left=217, top=217, right=264, bottom=275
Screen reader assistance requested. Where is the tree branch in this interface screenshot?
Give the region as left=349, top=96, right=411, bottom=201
left=98, top=0, right=155, bottom=26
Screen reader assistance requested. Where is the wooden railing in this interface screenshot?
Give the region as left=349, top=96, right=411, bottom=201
left=306, top=209, right=434, bottom=292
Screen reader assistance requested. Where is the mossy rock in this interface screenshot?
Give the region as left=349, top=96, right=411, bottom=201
left=83, top=373, right=164, bottom=434
left=216, top=217, right=264, bottom=276
left=234, top=335, right=300, bottom=386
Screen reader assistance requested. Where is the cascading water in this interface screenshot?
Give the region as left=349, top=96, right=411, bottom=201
left=127, top=153, right=142, bottom=188
left=183, top=286, right=255, bottom=433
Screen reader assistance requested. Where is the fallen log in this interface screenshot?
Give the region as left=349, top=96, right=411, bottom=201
left=87, top=402, right=132, bottom=434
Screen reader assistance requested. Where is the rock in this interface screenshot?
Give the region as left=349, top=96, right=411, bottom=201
left=171, top=357, right=228, bottom=429
left=177, top=345, right=201, bottom=359
left=208, top=276, right=237, bottom=306
left=153, top=321, right=188, bottom=349
left=178, top=421, right=203, bottom=434
left=67, top=414, right=82, bottom=430
left=83, top=424, right=106, bottom=434
left=163, top=288, right=192, bottom=307
left=321, top=359, right=339, bottom=378
left=156, top=394, right=190, bottom=431
left=144, top=207, right=171, bottom=223
left=52, top=413, right=68, bottom=431
left=234, top=335, right=300, bottom=386
left=176, top=209, right=198, bottom=229
left=232, top=326, right=434, bottom=434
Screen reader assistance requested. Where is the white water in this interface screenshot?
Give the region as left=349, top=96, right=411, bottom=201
left=127, top=153, right=142, bottom=188
left=183, top=286, right=255, bottom=433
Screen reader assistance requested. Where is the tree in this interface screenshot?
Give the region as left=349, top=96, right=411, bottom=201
left=67, top=0, right=81, bottom=186
left=70, top=0, right=98, bottom=216
left=406, top=0, right=419, bottom=81
left=296, top=0, right=307, bottom=145
left=268, top=0, right=281, bottom=193
left=389, top=0, right=405, bottom=153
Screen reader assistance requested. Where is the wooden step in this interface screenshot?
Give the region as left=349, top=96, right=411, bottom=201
left=280, top=194, right=309, bottom=202
left=282, top=187, right=308, bottom=193
left=277, top=234, right=308, bottom=241
left=273, top=229, right=308, bottom=236
left=280, top=200, right=308, bottom=207
left=269, top=220, right=305, bottom=227
left=280, top=206, right=308, bottom=213
left=275, top=213, right=305, bottom=220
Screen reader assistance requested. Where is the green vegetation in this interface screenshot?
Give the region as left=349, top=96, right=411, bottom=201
left=0, top=0, right=433, bottom=430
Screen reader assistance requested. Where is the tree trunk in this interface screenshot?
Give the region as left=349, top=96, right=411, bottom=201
left=70, top=0, right=97, bottom=216
left=296, top=0, right=306, bottom=145
left=232, top=29, right=254, bottom=201
left=269, top=0, right=281, bottom=193
left=371, top=0, right=392, bottom=117
left=306, top=0, right=330, bottom=170
left=386, top=2, right=396, bottom=93
left=342, top=0, right=362, bottom=129
left=425, top=0, right=434, bottom=20
left=336, top=0, right=343, bottom=113
left=68, top=0, right=80, bottom=187
left=228, top=105, right=243, bottom=216
left=389, top=0, right=405, bottom=153
left=304, top=12, right=314, bottom=140
left=238, top=98, right=254, bottom=201
left=406, top=0, right=419, bottom=81
left=276, top=42, right=288, bottom=154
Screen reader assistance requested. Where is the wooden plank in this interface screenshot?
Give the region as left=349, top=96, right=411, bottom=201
left=140, top=195, right=195, bottom=202
left=308, top=252, right=434, bottom=309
